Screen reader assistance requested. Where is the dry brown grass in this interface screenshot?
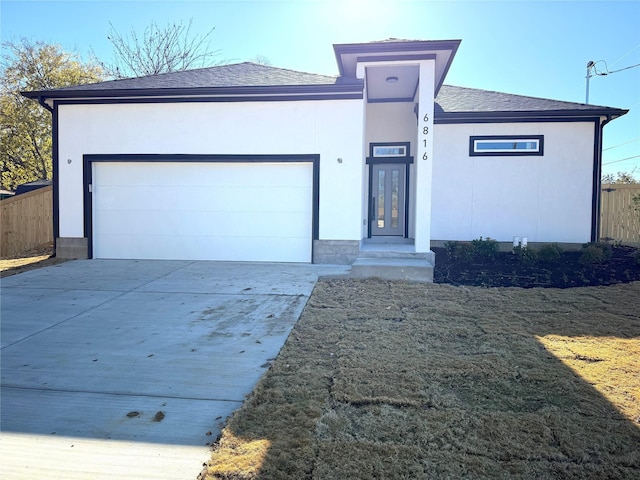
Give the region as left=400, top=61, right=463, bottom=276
left=202, top=279, right=640, bottom=480
left=536, top=335, right=640, bottom=424
left=0, top=242, right=66, bottom=277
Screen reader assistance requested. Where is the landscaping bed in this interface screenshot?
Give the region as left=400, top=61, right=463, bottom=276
left=434, top=240, right=640, bottom=288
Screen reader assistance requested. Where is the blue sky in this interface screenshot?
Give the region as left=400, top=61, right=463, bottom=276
left=2, top=0, right=639, bottom=177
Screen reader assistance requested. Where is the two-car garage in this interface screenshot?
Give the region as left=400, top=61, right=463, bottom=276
left=87, top=156, right=317, bottom=263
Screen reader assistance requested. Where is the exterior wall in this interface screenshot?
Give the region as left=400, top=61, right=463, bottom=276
left=364, top=102, right=417, bottom=238
left=432, top=121, right=595, bottom=243
left=57, top=99, right=364, bottom=245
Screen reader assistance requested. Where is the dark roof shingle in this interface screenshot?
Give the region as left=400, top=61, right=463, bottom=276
left=23, top=61, right=626, bottom=117
left=45, top=62, right=339, bottom=92
left=435, top=84, right=614, bottom=113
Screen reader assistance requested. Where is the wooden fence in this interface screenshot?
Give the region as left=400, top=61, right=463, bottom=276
left=0, top=186, right=53, bottom=257
left=600, top=184, right=640, bottom=246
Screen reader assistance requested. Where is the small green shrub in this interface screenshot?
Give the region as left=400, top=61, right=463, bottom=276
left=444, top=241, right=475, bottom=262
left=471, top=237, right=499, bottom=259
left=537, top=243, right=563, bottom=263
left=514, top=245, right=538, bottom=265
left=579, top=243, right=612, bottom=264
left=456, top=242, right=475, bottom=262
left=595, top=241, right=613, bottom=259
left=443, top=241, right=458, bottom=260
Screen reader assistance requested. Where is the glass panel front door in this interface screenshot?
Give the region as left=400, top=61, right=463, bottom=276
left=370, top=164, right=406, bottom=236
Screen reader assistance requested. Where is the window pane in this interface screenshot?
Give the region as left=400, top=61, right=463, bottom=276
left=391, top=169, right=399, bottom=228
left=475, top=139, right=539, bottom=152
left=377, top=170, right=385, bottom=228
left=373, top=145, right=406, bottom=157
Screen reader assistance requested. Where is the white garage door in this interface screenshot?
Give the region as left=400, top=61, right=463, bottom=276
left=92, top=162, right=313, bottom=262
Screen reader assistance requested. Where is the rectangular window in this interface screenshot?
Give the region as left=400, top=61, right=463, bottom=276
left=372, top=144, right=407, bottom=157
left=470, top=135, right=544, bottom=156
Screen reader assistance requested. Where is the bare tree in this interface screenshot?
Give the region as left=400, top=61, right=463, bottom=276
left=99, top=19, right=222, bottom=79
left=250, top=54, right=272, bottom=66
left=602, top=170, right=638, bottom=184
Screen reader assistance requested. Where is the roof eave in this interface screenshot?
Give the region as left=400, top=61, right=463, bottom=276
left=434, top=108, right=629, bottom=122
left=21, top=82, right=364, bottom=101
left=334, top=39, right=462, bottom=77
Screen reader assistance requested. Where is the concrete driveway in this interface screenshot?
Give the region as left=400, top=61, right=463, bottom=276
left=1, top=259, right=348, bottom=479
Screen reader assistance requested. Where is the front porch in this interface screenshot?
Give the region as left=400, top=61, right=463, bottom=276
left=311, top=239, right=434, bottom=282
left=314, top=39, right=461, bottom=281
left=351, top=238, right=434, bottom=282
left=342, top=39, right=460, bottom=263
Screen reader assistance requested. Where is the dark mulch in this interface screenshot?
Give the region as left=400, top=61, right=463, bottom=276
left=434, top=244, right=640, bottom=288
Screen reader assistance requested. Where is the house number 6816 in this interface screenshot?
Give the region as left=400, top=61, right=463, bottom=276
left=422, top=113, right=429, bottom=160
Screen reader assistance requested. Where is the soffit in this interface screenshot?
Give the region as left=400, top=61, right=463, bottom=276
left=334, top=39, right=461, bottom=101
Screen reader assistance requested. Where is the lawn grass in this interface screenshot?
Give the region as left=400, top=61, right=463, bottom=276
left=201, top=279, right=640, bottom=479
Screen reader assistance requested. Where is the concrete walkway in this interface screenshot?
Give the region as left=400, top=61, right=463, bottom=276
left=1, top=260, right=349, bottom=479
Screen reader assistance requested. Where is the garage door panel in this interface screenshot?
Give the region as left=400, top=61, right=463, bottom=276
left=95, top=234, right=310, bottom=262
left=222, top=186, right=312, bottom=211
left=95, top=186, right=312, bottom=214
left=96, top=210, right=312, bottom=237
left=97, top=163, right=311, bottom=188
left=92, top=162, right=313, bottom=262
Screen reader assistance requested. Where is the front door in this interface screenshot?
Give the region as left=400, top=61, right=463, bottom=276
left=370, top=163, right=407, bottom=236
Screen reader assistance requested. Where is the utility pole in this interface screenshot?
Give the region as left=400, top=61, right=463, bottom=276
left=585, top=61, right=594, bottom=104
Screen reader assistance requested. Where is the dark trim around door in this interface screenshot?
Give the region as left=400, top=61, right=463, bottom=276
left=367, top=158, right=412, bottom=238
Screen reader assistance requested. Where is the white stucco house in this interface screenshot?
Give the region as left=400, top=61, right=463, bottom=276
left=24, top=39, right=627, bottom=268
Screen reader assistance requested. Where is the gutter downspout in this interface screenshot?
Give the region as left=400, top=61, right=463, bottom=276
left=37, top=96, right=53, bottom=113
left=592, top=114, right=614, bottom=242
left=37, top=96, right=57, bottom=256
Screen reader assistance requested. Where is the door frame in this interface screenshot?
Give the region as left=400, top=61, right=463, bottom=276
left=366, top=142, right=413, bottom=238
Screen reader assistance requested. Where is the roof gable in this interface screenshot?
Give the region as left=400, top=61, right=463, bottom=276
left=333, top=38, right=460, bottom=97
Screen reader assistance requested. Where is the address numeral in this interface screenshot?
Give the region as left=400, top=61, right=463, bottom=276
left=422, top=111, right=430, bottom=160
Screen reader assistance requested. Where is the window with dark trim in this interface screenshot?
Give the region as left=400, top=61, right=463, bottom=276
left=469, top=135, right=544, bottom=156
left=370, top=142, right=410, bottom=158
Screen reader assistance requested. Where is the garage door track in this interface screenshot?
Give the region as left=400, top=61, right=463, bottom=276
left=1, top=259, right=348, bottom=479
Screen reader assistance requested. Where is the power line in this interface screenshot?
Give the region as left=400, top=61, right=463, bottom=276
left=610, top=43, right=640, bottom=67
left=586, top=57, right=640, bottom=102
left=603, top=154, right=640, bottom=166
left=603, top=137, right=640, bottom=151
left=592, top=59, right=640, bottom=76
left=609, top=63, right=640, bottom=74
left=583, top=44, right=640, bottom=99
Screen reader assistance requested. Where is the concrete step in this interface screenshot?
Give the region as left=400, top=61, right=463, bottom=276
left=350, top=257, right=434, bottom=283
left=357, top=249, right=435, bottom=263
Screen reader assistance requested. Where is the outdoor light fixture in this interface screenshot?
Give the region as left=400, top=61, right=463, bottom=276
left=386, top=76, right=399, bottom=83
